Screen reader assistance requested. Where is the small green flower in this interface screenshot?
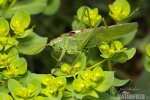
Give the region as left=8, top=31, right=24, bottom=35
left=0, top=54, right=13, bottom=68
left=77, top=6, right=102, bottom=27
left=40, top=74, right=54, bottom=86
left=109, top=0, right=130, bottom=22
left=99, top=41, right=126, bottom=58
left=73, top=78, right=86, bottom=92
left=2, top=58, right=27, bottom=79
left=0, top=48, right=18, bottom=69
left=10, top=10, right=31, bottom=36
left=99, top=42, right=114, bottom=58
left=0, top=36, right=8, bottom=46
left=16, top=85, right=35, bottom=98
left=80, top=70, right=92, bottom=81
left=40, top=74, right=66, bottom=97
left=73, top=67, right=105, bottom=93
left=61, top=63, right=70, bottom=74
left=91, top=67, right=104, bottom=82
left=5, top=37, right=18, bottom=50
left=56, top=77, right=66, bottom=90
left=0, top=36, right=18, bottom=51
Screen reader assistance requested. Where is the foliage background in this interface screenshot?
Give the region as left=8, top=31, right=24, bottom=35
left=25, top=0, right=150, bottom=91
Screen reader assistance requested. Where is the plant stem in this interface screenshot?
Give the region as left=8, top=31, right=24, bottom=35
left=108, top=60, right=113, bottom=71
left=87, top=59, right=106, bottom=70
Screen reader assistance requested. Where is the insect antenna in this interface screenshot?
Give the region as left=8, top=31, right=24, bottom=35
left=77, top=6, right=92, bottom=30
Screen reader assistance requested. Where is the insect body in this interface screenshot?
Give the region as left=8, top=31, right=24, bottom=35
left=49, top=28, right=95, bottom=61
left=49, top=22, right=137, bottom=61
left=67, top=29, right=87, bottom=36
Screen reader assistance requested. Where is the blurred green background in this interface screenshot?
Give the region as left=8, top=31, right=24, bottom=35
left=25, top=0, right=150, bottom=91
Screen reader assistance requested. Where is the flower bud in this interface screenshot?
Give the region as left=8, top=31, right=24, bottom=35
left=113, top=41, right=123, bottom=51
left=61, top=63, right=70, bottom=74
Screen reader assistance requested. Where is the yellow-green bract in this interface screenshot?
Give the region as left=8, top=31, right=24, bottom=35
left=109, top=0, right=130, bottom=22
left=0, top=17, right=9, bottom=36
left=10, top=10, right=31, bottom=36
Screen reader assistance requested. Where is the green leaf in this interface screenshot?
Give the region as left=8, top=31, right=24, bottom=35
left=125, top=48, right=136, bottom=60
left=85, top=90, right=99, bottom=98
left=0, top=83, right=9, bottom=93
left=110, top=52, right=128, bottom=63
left=113, top=78, right=130, bottom=87
left=65, top=81, right=86, bottom=100
left=35, top=96, right=45, bottom=100
left=83, top=96, right=99, bottom=100
left=43, top=0, right=60, bottom=15
left=0, top=92, right=13, bottom=100
left=0, top=0, right=48, bottom=18
left=8, top=79, right=23, bottom=100
left=85, top=22, right=138, bottom=48
left=0, top=0, right=6, bottom=7
left=146, top=44, right=150, bottom=57
left=95, top=71, right=114, bottom=92
left=45, top=91, right=62, bottom=100
left=17, top=32, right=47, bottom=55
left=99, top=93, right=120, bottom=100
left=0, top=17, right=9, bottom=36
left=144, top=56, right=150, bottom=72
left=8, top=47, right=19, bottom=58
left=72, top=19, right=86, bottom=31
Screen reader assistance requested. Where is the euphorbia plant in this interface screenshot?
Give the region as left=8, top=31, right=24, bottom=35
left=0, top=0, right=141, bottom=100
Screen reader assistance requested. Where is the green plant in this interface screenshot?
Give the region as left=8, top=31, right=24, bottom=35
left=0, top=0, right=142, bottom=100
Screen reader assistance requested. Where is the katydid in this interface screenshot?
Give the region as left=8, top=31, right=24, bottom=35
left=49, top=22, right=137, bottom=62
left=49, top=6, right=104, bottom=61
left=48, top=6, right=138, bottom=62
left=49, top=27, right=99, bottom=61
